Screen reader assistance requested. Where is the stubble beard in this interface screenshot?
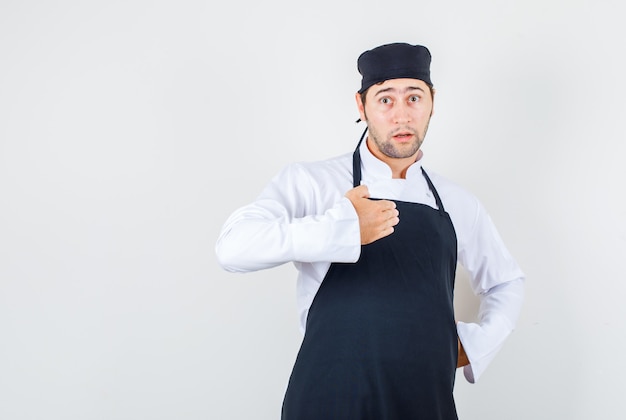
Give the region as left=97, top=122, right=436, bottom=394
left=368, top=120, right=430, bottom=159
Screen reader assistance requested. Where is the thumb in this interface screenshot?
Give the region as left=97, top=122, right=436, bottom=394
left=350, top=184, right=370, bottom=199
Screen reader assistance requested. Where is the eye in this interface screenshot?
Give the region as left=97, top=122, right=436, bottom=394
left=409, top=95, right=420, bottom=102
left=380, top=97, right=391, bottom=104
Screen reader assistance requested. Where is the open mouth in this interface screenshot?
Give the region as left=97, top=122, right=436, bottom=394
left=393, top=132, right=413, bottom=141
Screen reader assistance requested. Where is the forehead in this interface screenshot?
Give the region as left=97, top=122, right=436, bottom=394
left=366, top=78, right=430, bottom=98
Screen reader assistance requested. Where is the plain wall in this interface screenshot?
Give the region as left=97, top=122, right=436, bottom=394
left=1, top=1, right=625, bottom=419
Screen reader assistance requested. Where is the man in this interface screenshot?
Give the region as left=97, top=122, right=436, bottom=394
left=216, top=42, right=524, bottom=419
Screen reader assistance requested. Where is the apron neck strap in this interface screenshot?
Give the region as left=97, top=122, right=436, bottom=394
left=352, top=127, right=368, bottom=188
left=420, top=168, right=447, bottom=215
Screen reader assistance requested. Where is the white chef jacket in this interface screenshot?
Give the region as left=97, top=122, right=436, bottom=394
left=216, top=139, right=525, bottom=384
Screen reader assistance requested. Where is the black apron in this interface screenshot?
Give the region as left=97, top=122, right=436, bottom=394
left=282, top=134, right=459, bottom=420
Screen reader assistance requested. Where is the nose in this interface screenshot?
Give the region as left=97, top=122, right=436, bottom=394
left=393, top=102, right=412, bottom=124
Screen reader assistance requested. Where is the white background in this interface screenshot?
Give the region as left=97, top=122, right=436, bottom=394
left=1, top=1, right=625, bottom=419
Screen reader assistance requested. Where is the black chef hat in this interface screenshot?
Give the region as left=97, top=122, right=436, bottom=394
left=357, top=43, right=432, bottom=94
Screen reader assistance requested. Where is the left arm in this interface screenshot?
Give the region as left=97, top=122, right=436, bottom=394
left=455, top=198, right=525, bottom=383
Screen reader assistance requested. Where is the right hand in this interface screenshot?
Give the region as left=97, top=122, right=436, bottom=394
left=345, top=185, right=399, bottom=245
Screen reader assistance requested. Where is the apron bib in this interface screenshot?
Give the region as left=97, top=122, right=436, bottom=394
left=282, top=135, right=459, bottom=419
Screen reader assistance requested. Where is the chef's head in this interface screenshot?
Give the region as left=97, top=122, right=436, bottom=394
left=355, top=43, right=436, bottom=163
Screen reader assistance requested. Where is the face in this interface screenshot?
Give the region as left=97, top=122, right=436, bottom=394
left=356, top=78, right=434, bottom=163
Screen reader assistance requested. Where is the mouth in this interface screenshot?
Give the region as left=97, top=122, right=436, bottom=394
left=392, top=131, right=414, bottom=142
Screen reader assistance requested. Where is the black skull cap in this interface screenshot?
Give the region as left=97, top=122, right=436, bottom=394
left=357, top=43, right=432, bottom=94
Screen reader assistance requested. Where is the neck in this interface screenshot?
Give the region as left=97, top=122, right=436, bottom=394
left=392, top=151, right=422, bottom=178
left=367, top=140, right=422, bottom=179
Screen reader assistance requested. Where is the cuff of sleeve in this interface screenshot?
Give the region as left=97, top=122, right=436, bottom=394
left=457, top=316, right=513, bottom=384
left=291, top=197, right=361, bottom=263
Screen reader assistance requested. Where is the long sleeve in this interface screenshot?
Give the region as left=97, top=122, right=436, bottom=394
left=454, top=195, right=525, bottom=383
left=216, top=162, right=362, bottom=272
left=457, top=279, right=524, bottom=383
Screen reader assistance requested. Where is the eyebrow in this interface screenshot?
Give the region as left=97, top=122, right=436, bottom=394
left=374, top=86, right=425, bottom=97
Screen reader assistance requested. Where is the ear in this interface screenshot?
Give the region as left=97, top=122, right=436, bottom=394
left=355, top=92, right=367, bottom=122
